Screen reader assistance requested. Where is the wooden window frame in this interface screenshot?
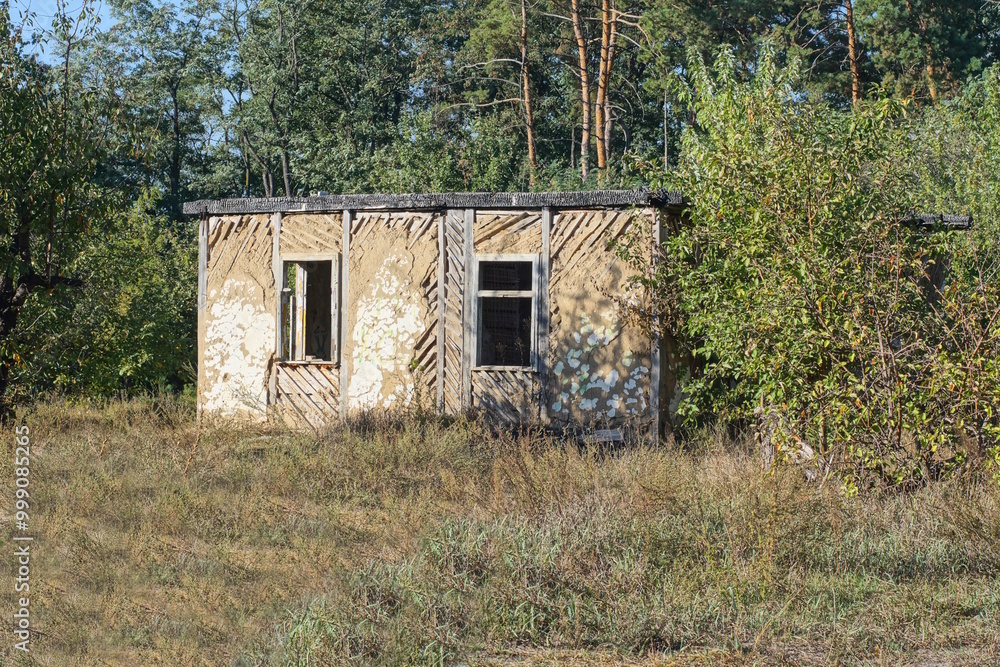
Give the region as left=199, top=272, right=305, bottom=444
left=473, top=253, right=540, bottom=371
left=279, top=253, right=341, bottom=366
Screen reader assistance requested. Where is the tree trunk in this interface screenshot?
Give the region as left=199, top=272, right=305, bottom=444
left=280, top=147, right=292, bottom=196
left=0, top=274, right=21, bottom=416
left=663, top=89, right=668, bottom=169
left=905, top=0, right=938, bottom=103
left=267, top=89, right=293, bottom=196
left=570, top=0, right=590, bottom=181
left=169, top=83, right=183, bottom=214
left=604, top=15, right=617, bottom=167
left=520, top=0, right=538, bottom=184
left=570, top=124, right=576, bottom=171
left=844, top=0, right=862, bottom=104
left=927, top=61, right=939, bottom=103
left=595, top=0, right=618, bottom=175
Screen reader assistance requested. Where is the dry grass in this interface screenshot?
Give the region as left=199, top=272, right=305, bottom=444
left=0, top=398, right=997, bottom=666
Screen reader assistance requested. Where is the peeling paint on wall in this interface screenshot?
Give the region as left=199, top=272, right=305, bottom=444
left=343, top=212, right=438, bottom=414
left=202, top=278, right=275, bottom=416
left=347, top=254, right=425, bottom=410
left=198, top=206, right=665, bottom=427
left=547, top=209, right=654, bottom=427
left=549, top=310, right=648, bottom=419
left=199, top=215, right=276, bottom=421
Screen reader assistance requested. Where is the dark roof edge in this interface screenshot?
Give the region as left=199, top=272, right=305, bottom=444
left=905, top=213, right=973, bottom=230
left=182, top=189, right=684, bottom=216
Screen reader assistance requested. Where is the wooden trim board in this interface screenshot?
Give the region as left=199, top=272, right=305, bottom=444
left=538, top=207, right=551, bottom=422
left=340, top=210, right=353, bottom=419
left=461, top=208, right=475, bottom=410
left=436, top=214, right=446, bottom=412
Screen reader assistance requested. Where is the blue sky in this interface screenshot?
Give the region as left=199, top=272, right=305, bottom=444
left=10, top=0, right=112, bottom=59
left=10, top=0, right=112, bottom=36
left=11, top=0, right=110, bottom=24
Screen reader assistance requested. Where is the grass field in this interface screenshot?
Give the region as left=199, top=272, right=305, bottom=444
left=1, top=398, right=998, bottom=666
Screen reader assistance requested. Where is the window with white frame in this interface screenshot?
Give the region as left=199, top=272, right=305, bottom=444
left=280, top=258, right=339, bottom=362
left=475, top=256, right=537, bottom=368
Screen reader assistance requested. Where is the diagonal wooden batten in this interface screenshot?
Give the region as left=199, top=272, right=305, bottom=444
left=288, top=364, right=328, bottom=398
left=550, top=211, right=633, bottom=293
left=277, top=366, right=326, bottom=428
left=244, top=223, right=274, bottom=275
left=508, top=215, right=541, bottom=236
left=226, top=215, right=265, bottom=276
left=471, top=368, right=539, bottom=422
left=441, top=209, right=466, bottom=414
left=476, top=212, right=532, bottom=243
left=281, top=218, right=340, bottom=254
left=276, top=386, right=313, bottom=429
left=550, top=209, right=592, bottom=259
left=557, top=211, right=624, bottom=275
left=350, top=211, right=368, bottom=237
left=205, top=218, right=237, bottom=286
left=295, top=366, right=339, bottom=420
left=207, top=215, right=232, bottom=250
left=413, top=325, right=437, bottom=376
left=409, top=213, right=437, bottom=248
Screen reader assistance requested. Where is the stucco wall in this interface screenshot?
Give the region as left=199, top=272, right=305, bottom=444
left=198, top=206, right=663, bottom=429
left=474, top=210, right=543, bottom=254
left=344, top=212, right=438, bottom=412
left=546, top=209, right=653, bottom=427
left=280, top=212, right=341, bottom=255
left=199, top=214, right=276, bottom=419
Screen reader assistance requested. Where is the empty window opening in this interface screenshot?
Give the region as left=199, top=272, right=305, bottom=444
left=477, top=259, right=535, bottom=367
left=281, top=260, right=338, bottom=362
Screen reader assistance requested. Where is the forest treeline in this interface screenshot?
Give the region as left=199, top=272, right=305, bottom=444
left=78, top=0, right=1000, bottom=204
left=2, top=1, right=999, bottom=484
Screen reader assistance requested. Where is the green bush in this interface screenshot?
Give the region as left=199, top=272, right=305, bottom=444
left=10, top=192, right=196, bottom=398
left=624, top=48, right=1000, bottom=488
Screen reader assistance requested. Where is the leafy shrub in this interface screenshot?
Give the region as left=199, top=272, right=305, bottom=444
left=10, top=192, right=196, bottom=397
left=623, top=48, right=1000, bottom=488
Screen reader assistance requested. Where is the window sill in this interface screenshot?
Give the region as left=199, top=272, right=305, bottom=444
left=278, top=359, right=339, bottom=367
left=473, top=365, right=537, bottom=372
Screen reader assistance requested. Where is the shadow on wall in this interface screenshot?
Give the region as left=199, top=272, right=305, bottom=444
left=547, top=210, right=653, bottom=429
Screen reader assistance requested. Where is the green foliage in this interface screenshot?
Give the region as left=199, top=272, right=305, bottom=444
left=97, top=0, right=225, bottom=215
left=0, top=4, right=125, bottom=409
left=857, top=0, right=998, bottom=101
left=67, top=0, right=1000, bottom=204
left=626, top=48, right=1000, bottom=487
left=11, top=193, right=197, bottom=397
left=6, top=0, right=1000, bottom=452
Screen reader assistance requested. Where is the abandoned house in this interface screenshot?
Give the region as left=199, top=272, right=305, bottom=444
left=182, top=190, right=684, bottom=433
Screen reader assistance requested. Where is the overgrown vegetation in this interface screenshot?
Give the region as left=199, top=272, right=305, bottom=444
left=4, top=1, right=1000, bottom=416
left=3, top=3, right=998, bottom=664
left=2, top=400, right=997, bottom=665
left=619, top=50, right=1000, bottom=489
